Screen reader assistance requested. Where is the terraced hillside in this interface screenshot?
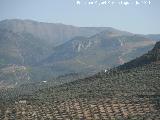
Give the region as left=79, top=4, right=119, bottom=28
left=0, top=97, right=159, bottom=120
left=0, top=42, right=160, bottom=119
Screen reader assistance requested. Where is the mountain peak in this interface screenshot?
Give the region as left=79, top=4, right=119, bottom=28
left=92, top=28, right=133, bottom=38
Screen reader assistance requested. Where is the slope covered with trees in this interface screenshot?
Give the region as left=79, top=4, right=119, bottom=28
left=0, top=42, right=160, bottom=119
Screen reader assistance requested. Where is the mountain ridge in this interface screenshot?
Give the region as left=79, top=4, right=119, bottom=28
left=42, top=29, right=155, bottom=75
left=0, top=19, right=114, bottom=46
left=0, top=19, right=158, bottom=87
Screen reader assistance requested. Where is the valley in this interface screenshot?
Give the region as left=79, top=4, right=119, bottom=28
left=0, top=19, right=160, bottom=119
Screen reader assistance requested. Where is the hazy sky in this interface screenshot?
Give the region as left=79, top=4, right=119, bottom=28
left=0, top=0, right=160, bottom=34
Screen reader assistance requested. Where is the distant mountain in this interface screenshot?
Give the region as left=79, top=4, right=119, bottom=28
left=145, top=34, right=160, bottom=41
left=0, top=19, right=157, bottom=86
left=0, top=29, right=53, bottom=65
left=0, top=19, right=116, bottom=66
left=42, top=30, right=155, bottom=75
left=0, top=19, right=110, bottom=46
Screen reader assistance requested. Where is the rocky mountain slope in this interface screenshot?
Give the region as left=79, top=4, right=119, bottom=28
left=42, top=30, right=155, bottom=75
left=0, top=19, right=158, bottom=87
left=0, top=19, right=109, bottom=46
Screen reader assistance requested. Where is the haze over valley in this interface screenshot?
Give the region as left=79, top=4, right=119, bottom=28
left=0, top=19, right=158, bottom=88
